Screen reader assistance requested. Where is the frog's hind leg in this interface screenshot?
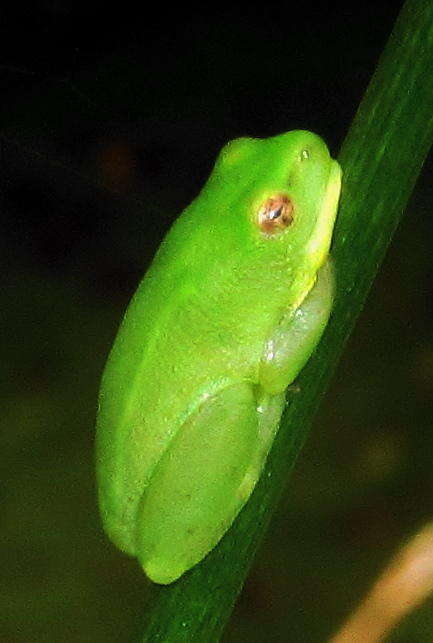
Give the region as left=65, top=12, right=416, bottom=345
left=135, top=381, right=261, bottom=584
left=236, top=390, right=286, bottom=502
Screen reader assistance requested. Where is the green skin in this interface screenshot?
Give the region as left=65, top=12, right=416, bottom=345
left=96, top=130, right=342, bottom=584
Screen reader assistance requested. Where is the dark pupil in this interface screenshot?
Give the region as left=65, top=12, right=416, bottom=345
left=269, top=207, right=282, bottom=220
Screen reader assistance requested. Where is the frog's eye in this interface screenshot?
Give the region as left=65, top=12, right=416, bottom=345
left=257, top=194, right=294, bottom=234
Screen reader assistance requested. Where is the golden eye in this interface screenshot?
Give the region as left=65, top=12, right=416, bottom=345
left=257, top=194, right=294, bottom=234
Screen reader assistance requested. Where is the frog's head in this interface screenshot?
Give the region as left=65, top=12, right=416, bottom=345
left=215, top=130, right=341, bottom=280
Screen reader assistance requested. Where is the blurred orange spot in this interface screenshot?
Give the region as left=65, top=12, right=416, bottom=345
left=97, top=141, right=137, bottom=192
left=330, top=522, right=433, bottom=642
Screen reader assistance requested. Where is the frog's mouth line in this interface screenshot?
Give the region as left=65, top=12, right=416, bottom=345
left=305, top=159, right=342, bottom=269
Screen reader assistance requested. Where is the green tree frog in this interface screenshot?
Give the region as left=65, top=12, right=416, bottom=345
left=96, top=130, right=342, bottom=584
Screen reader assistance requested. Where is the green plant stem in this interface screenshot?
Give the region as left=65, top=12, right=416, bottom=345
left=139, top=1, right=433, bottom=640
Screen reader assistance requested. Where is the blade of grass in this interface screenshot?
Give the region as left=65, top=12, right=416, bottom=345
left=139, top=1, right=433, bottom=640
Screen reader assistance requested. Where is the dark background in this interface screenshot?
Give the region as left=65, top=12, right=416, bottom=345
left=2, top=2, right=433, bottom=641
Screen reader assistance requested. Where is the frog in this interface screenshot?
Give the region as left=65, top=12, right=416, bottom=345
left=96, top=130, right=342, bottom=584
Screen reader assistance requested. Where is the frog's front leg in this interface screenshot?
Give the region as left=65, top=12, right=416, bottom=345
left=239, top=259, right=335, bottom=496
left=259, top=259, right=335, bottom=396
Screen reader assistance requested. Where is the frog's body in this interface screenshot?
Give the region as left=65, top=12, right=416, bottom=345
left=96, top=130, right=342, bottom=584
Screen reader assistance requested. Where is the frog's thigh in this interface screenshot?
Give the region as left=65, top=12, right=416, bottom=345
left=136, top=381, right=259, bottom=584
left=259, top=259, right=335, bottom=395
left=237, top=390, right=286, bottom=501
